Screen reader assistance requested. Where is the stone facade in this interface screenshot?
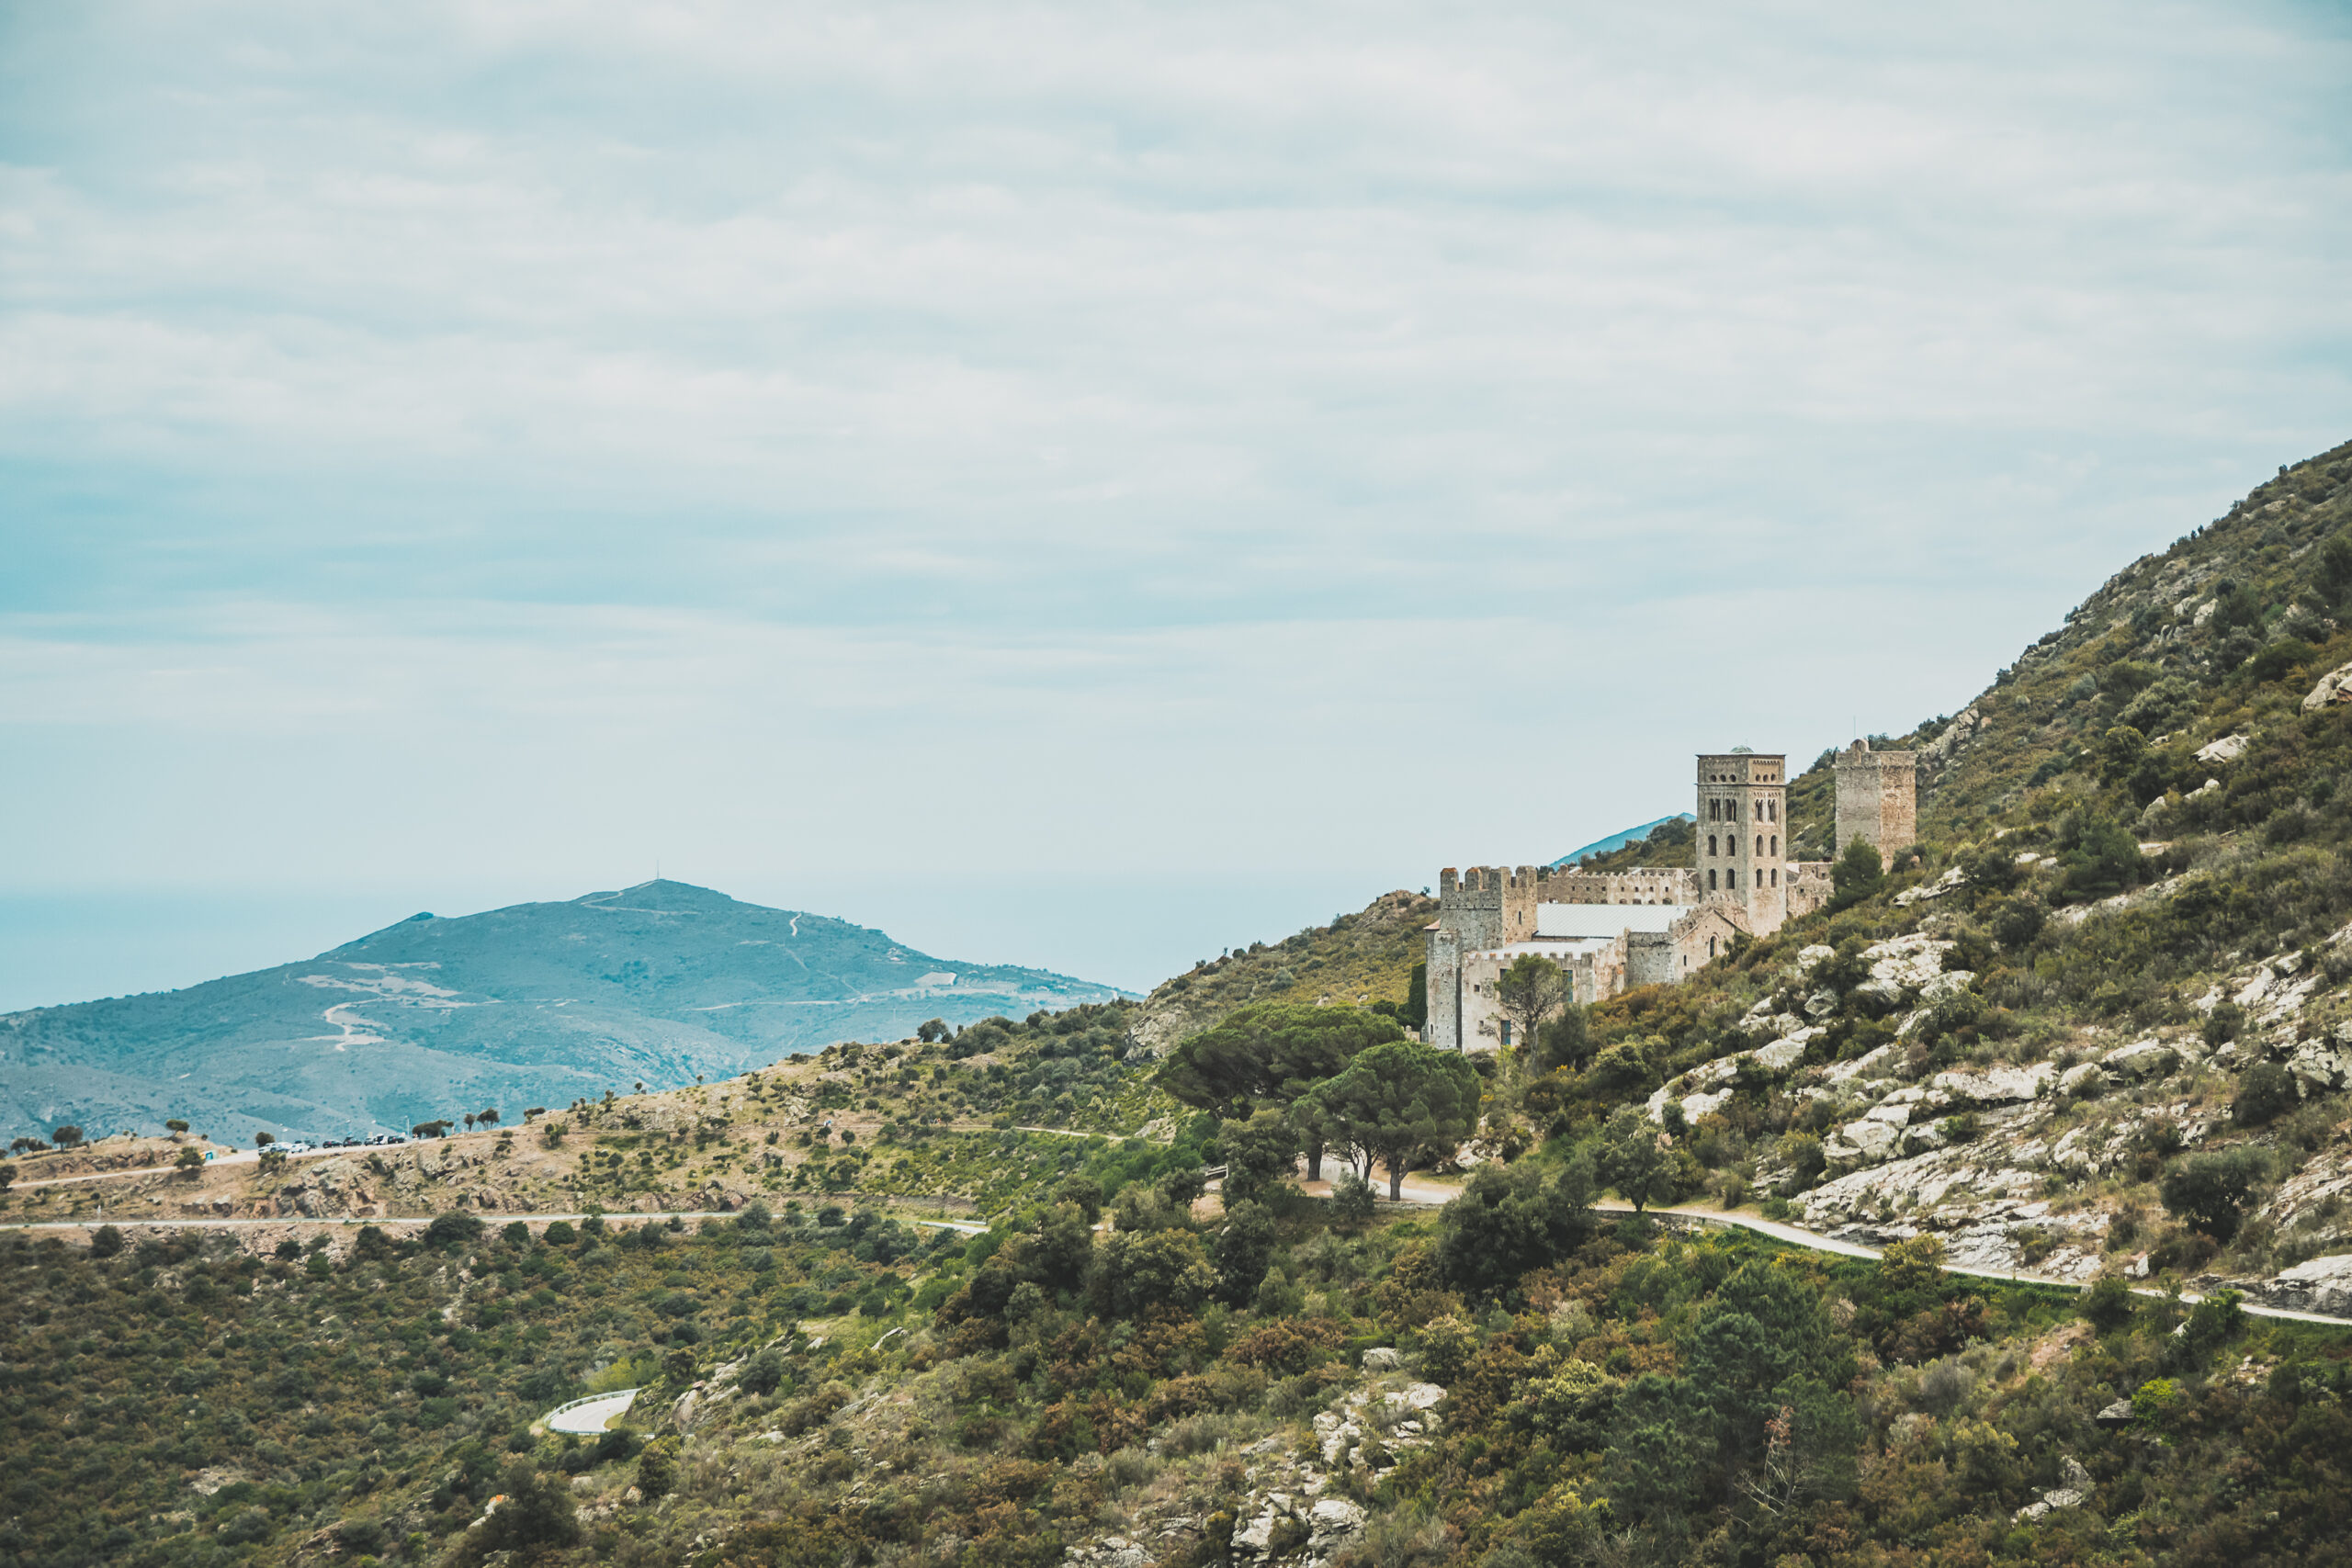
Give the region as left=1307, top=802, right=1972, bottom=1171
left=1834, top=739, right=1918, bottom=859
left=1696, top=750, right=1791, bottom=933
left=1541, top=867, right=1699, bottom=905
left=1423, top=741, right=1914, bottom=1052
left=1455, top=937, right=1624, bottom=1052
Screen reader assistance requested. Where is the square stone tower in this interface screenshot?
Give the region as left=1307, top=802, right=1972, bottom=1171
left=1696, top=750, right=1789, bottom=935
left=1833, top=740, right=1918, bottom=861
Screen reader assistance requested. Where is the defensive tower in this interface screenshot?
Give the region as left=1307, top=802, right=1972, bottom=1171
left=1833, top=739, right=1918, bottom=862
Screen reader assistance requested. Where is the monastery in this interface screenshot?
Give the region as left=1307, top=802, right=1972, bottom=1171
left=1424, top=741, right=1917, bottom=1052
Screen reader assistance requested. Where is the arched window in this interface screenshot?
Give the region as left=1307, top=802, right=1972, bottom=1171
left=1755, top=834, right=1763, bottom=857
left=1708, top=868, right=1718, bottom=891
left=1707, top=834, right=1718, bottom=856
left=1770, top=835, right=1778, bottom=856
left=1708, top=936, right=1717, bottom=957
left=1771, top=867, right=1779, bottom=886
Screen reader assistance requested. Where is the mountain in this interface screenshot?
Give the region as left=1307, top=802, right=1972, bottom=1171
left=0, top=880, right=1125, bottom=1143
left=1552, top=813, right=1694, bottom=868
left=13, top=448, right=2352, bottom=1568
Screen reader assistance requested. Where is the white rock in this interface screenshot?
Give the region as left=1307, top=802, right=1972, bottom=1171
left=2266, top=1254, right=2352, bottom=1315
left=1797, top=944, right=1835, bottom=969
left=1361, top=1347, right=1402, bottom=1372
left=2303, top=661, right=2352, bottom=711
left=2105, top=1040, right=2182, bottom=1079
left=1894, top=866, right=1967, bottom=907
left=1307, top=1499, right=1367, bottom=1551
left=2058, top=1062, right=2108, bottom=1097
left=1931, top=1063, right=2054, bottom=1105
left=2288, top=1042, right=2352, bottom=1094
left=1752, top=1037, right=1806, bottom=1072
left=1838, top=1120, right=1902, bottom=1162
left=1918, top=971, right=1975, bottom=1004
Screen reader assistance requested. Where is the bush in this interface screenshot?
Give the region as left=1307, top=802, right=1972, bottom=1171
left=2233, top=1061, right=2300, bottom=1127
left=2162, top=1148, right=2267, bottom=1239
left=2081, top=1274, right=2136, bottom=1331
left=739, top=1347, right=788, bottom=1398
left=425, top=1211, right=485, bottom=1248
left=1436, top=1157, right=1592, bottom=1298
left=1416, top=1314, right=1480, bottom=1384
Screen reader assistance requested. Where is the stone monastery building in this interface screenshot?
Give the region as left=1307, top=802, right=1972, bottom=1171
left=1425, top=741, right=1917, bottom=1052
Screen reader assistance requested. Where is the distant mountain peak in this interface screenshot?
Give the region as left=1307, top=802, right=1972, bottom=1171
left=4, top=881, right=1127, bottom=1140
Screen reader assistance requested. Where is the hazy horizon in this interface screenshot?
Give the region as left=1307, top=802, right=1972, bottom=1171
left=6, top=1, right=2349, bottom=1013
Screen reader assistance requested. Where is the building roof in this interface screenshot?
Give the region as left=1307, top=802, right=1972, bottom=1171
left=1535, top=903, right=1693, bottom=937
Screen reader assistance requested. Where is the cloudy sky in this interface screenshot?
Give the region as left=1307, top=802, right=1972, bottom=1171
left=3, top=0, right=2349, bottom=1007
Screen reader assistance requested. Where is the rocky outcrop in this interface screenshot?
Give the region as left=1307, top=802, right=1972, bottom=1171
left=2256, top=1255, right=2352, bottom=1317
left=2303, top=661, right=2352, bottom=711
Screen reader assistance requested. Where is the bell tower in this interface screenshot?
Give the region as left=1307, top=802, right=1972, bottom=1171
left=1696, top=749, right=1789, bottom=935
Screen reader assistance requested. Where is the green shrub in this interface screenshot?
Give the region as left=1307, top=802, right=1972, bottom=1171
left=2233, top=1061, right=2300, bottom=1126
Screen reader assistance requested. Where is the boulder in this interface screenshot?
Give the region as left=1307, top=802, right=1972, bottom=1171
left=2196, top=731, right=2253, bottom=762
left=2263, top=1253, right=2352, bottom=1316
left=2287, top=1040, right=2352, bottom=1094
left=1751, top=1037, right=1807, bottom=1073
left=1361, top=1347, right=1403, bottom=1373
left=1931, top=1063, right=2054, bottom=1106
left=1837, top=1120, right=1902, bottom=1163
left=1387, top=1382, right=1447, bottom=1412
left=2059, top=1062, right=2108, bottom=1098
left=2105, top=1040, right=2182, bottom=1079
left=2094, top=1399, right=2134, bottom=1428
left=2303, top=661, right=2352, bottom=711
left=1918, top=971, right=1975, bottom=1004
left=1307, top=1499, right=1367, bottom=1553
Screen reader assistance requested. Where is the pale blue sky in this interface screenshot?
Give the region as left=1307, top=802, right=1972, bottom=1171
left=3, top=0, right=2349, bottom=1006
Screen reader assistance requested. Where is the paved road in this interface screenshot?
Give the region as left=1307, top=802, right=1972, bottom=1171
left=12, top=1155, right=2345, bottom=1328
left=546, top=1389, right=640, bottom=1435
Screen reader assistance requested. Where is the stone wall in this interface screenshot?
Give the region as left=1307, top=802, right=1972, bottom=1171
left=1624, top=931, right=1677, bottom=988
left=1423, top=925, right=1464, bottom=1051
left=1544, top=867, right=1699, bottom=905
left=1669, top=904, right=1749, bottom=981
left=1456, top=938, right=1623, bottom=1051
left=1785, top=860, right=1834, bottom=920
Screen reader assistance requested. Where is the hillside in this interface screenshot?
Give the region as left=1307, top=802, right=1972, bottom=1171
left=12, top=446, right=2352, bottom=1568
left=1130, top=890, right=1436, bottom=1054
left=0, top=881, right=1125, bottom=1145
left=1529, top=437, right=2352, bottom=1308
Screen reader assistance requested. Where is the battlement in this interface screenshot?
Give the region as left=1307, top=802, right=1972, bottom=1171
left=1544, top=866, right=1700, bottom=906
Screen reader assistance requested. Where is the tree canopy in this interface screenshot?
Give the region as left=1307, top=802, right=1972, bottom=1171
left=1301, top=1040, right=1481, bottom=1200
left=1159, top=1001, right=1404, bottom=1178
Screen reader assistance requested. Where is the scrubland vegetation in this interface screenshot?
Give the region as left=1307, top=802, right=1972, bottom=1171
left=11, top=443, right=2352, bottom=1568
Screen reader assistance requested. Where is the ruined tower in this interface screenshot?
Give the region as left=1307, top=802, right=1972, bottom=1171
left=1696, top=750, right=1788, bottom=935
left=1833, top=739, right=1918, bottom=862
